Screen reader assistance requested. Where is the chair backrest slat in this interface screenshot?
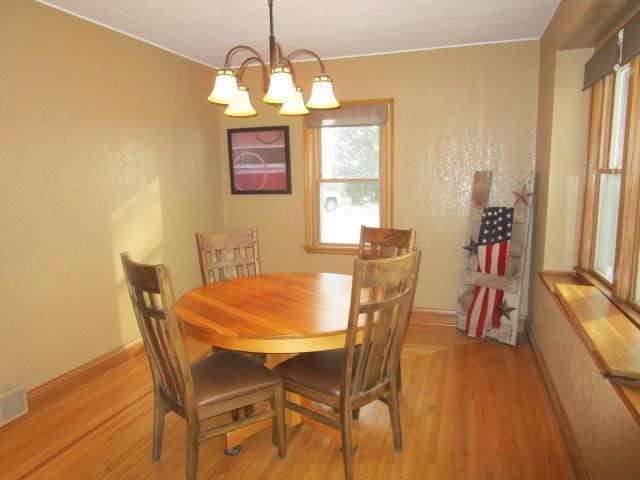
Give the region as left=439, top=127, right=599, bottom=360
left=358, top=226, right=416, bottom=260
left=363, top=305, right=396, bottom=388
left=196, top=228, right=261, bottom=284
left=343, top=250, right=421, bottom=402
left=121, top=253, right=196, bottom=414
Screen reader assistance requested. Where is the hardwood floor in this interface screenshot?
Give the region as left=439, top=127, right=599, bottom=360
left=0, top=323, right=573, bottom=479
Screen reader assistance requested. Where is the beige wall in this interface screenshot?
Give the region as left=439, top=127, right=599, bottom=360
left=0, top=1, right=222, bottom=392
left=219, top=41, right=540, bottom=310
left=544, top=48, right=592, bottom=270
left=531, top=1, right=640, bottom=479
left=532, top=279, right=640, bottom=479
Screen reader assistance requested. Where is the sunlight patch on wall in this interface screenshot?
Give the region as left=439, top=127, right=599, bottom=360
left=111, top=178, right=163, bottom=341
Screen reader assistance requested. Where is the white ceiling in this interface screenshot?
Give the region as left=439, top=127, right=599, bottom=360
left=37, top=0, right=560, bottom=68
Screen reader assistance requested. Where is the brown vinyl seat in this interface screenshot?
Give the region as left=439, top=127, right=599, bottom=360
left=358, top=225, right=416, bottom=260
left=274, top=348, right=361, bottom=397
left=121, top=253, right=285, bottom=480
left=195, top=228, right=266, bottom=364
left=274, top=250, right=421, bottom=480
left=190, top=351, right=279, bottom=406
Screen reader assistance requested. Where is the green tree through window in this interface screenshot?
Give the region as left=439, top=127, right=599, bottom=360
left=331, top=126, right=379, bottom=207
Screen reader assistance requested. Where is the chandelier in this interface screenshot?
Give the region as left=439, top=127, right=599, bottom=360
left=207, top=0, right=340, bottom=117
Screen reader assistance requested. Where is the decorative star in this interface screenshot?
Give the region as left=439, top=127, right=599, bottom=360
left=497, top=299, right=516, bottom=320
left=462, top=237, right=478, bottom=256
left=513, top=185, right=534, bottom=206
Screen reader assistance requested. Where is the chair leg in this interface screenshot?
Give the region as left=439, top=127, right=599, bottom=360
left=244, top=404, right=254, bottom=418
left=340, top=409, right=355, bottom=480
left=186, top=425, right=200, bottom=480
left=387, top=385, right=403, bottom=452
left=231, top=409, right=240, bottom=421
left=272, top=386, right=287, bottom=460
left=152, top=395, right=167, bottom=462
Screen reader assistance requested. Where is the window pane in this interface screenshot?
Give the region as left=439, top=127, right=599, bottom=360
left=609, top=64, right=630, bottom=169
left=320, top=182, right=379, bottom=244
left=320, top=126, right=379, bottom=179
left=594, top=173, right=621, bottom=281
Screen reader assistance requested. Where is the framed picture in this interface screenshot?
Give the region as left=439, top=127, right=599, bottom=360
left=227, top=126, right=292, bottom=194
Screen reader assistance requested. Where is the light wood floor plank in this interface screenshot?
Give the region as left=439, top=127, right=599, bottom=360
left=0, top=325, right=572, bottom=479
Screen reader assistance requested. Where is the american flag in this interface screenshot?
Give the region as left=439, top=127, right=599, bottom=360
left=465, top=206, right=514, bottom=337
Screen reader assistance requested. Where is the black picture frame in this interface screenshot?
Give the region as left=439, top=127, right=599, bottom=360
left=227, top=126, right=292, bottom=194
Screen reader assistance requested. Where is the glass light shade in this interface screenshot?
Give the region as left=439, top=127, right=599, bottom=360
left=306, top=75, right=340, bottom=109
left=279, top=87, right=309, bottom=116
left=263, top=66, right=295, bottom=104
left=207, top=69, right=238, bottom=105
left=224, top=85, right=256, bottom=117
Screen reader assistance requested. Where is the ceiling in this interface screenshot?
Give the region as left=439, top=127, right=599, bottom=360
left=38, top=0, right=560, bottom=68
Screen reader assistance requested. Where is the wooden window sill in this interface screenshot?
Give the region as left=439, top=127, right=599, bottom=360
left=574, top=269, right=640, bottom=329
left=539, top=271, right=640, bottom=424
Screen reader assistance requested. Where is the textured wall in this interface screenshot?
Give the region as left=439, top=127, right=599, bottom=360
left=531, top=280, right=640, bottom=479
left=531, top=1, right=640, bottom=478
left=218, top=41, right=540, bottom=310
left=544, top=49, right=592, bottom=270
left=0, top=1, right=222, bottom=392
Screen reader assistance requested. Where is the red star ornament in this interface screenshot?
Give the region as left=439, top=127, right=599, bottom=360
left=513, top=185, right=534, bottom=206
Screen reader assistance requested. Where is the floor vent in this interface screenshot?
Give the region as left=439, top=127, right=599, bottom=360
left=0, top=385, right=28, bottom=426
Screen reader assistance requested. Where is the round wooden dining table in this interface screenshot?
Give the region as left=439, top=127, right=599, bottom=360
left=175, top=272, right=357, bottom=354
left=176, top=271, right=363, bottom=448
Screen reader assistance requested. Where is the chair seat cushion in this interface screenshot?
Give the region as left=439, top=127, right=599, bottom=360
left=274, top=349, right=346, bottom=398
left=191, top=350, right=280, bottom=407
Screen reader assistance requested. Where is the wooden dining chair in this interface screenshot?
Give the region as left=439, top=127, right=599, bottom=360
left=195, top=228, right=266, bottom=364
left=121, top=253, right=285, bottom=480
left=274, top=250, right=421, bottom=480
left=358, top=226, right=416, bottom=260
left=196, top=228, right=261, bottom=283
left=358, top=225, right=416, bottom=396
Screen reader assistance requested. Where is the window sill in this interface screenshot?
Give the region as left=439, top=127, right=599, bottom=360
left=304, top=244, right=358, bottom=255
left=539, top=271, right=640, bottom=425
left=574, top=269, right=640, bottom=329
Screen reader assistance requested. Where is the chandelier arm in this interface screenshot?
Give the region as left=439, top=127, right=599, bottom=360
left=237, top=56, right=269, bottom=92
left=283, top=49, right=327, bottom=73
left=223, top=45, right=266, bottom=68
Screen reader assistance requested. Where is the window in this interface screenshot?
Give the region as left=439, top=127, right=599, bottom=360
left=304, top=100, right=393, bottom=253
left=580, top=55, right=640, bottom=317
left=592, top=64, right=629, bottom=281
